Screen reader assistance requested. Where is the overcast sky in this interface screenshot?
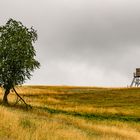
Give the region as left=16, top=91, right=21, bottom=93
left=1, top=0, right=140, bottom=87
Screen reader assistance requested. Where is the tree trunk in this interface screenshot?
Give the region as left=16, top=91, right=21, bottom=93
left=2, top=88, right=10, bottom=105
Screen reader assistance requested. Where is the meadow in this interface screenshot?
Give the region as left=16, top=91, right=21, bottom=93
left=0, top=86, right=139, bottom=140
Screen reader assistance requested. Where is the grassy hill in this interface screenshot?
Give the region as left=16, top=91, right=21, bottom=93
left=0, top=86, right=140, bottom=140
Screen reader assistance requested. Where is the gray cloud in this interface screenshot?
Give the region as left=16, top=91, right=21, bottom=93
left=1, top=0, right=140, bottom=86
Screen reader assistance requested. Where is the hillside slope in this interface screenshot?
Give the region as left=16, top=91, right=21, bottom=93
left=0, top=86, right=139, bottom=140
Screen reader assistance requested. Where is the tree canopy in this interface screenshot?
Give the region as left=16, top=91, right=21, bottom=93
left=0, top=19, right=40, bottom=104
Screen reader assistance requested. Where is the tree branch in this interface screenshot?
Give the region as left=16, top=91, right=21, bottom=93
left=12, top=87, right=32, bottom=109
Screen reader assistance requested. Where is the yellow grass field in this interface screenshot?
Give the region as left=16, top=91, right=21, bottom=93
left=0, top=86, right=140, bottom=140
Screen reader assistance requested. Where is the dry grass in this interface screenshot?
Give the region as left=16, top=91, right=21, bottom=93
left=0, top=86, right=139, bottom=140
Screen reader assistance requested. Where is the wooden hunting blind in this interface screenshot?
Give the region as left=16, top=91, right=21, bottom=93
left=135, top=68, right=140, bottom=77
left=130, top=68, right=140, bottom=87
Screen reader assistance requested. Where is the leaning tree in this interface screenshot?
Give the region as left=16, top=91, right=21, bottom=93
left=0, top=19, right=40, bottom=105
